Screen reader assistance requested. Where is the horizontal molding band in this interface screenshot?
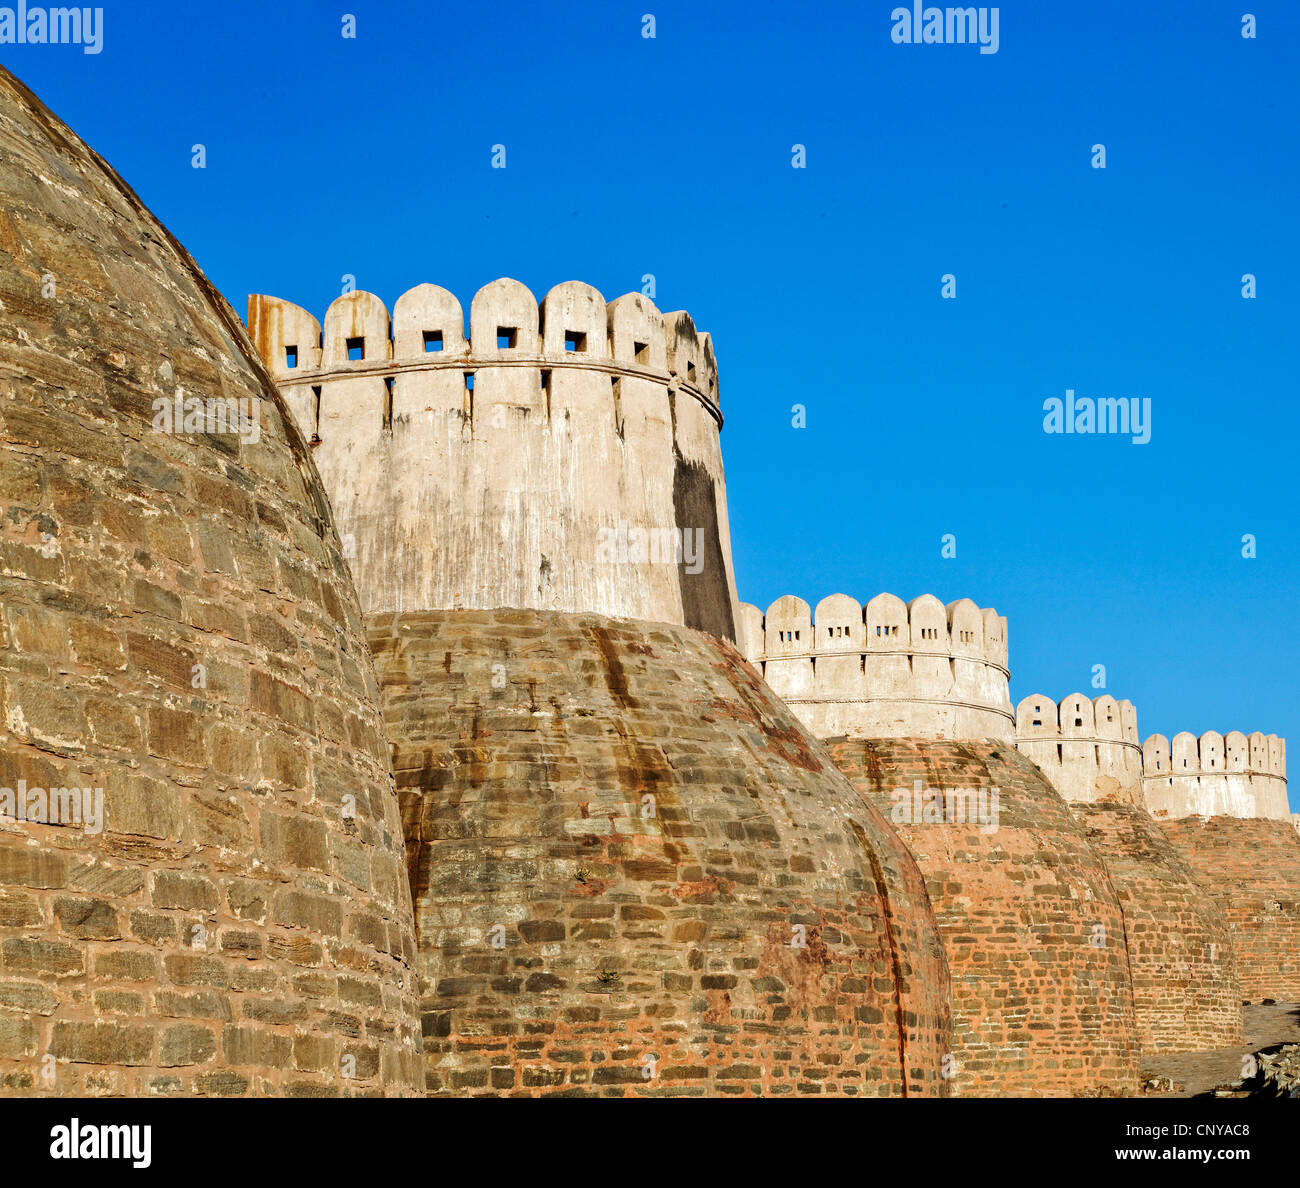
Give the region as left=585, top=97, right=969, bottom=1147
left=759, top=650, right=1010, bottom=679
left=1142, top=772, right=1287, bottom=783
left=1018, top=736, right=1142, bottom=753
left=778, top=695, right=1014, bottom=722
left=271, top=355, right=723, bottom=428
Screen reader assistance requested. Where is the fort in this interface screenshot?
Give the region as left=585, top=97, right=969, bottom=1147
left=0, top=62, right=1297, bottom=1099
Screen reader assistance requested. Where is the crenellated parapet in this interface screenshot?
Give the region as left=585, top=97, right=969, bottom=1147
left=735, top=592, right=1012, bottom=741
left=1141, top=731, right=1289, bottom=821
left=1015, top=694, right=1143, bottom=804
left=245, top=281, right=737, bottom=638
left=249, top=281, right=719, bottom=402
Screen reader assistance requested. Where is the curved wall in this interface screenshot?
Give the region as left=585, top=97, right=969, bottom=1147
left=369, top=609, right=953, bottom=1097
left=0, top=66, right=422, bottom=1096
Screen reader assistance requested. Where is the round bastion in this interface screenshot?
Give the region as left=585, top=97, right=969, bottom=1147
left=246, top=285, right=955, bottom=1097
left=248, top=281, right=739, bottom=642
left=739, top=595, right=1140, bottom=1096
left=736, top=593, right=1012, bottom=742
left=0, top=66, right=422, bottom=1096
left=1014, top=695, right=1244, bottom=1053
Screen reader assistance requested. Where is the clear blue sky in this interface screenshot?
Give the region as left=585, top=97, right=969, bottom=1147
left=6, top=1, right=1297, bottom=808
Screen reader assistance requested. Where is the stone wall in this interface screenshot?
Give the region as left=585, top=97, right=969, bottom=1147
left=0, top=65, right=422, bottom=1096
left=368, top=608, right=952, bottom=1097
left=1142, top=732, right=1288, bottom=820
left=736, top=593, right=1012, bottom=741
left=826, top=738, right=1140, bottom=1096
left=1159, top=817, right=1300, bottom=1003
left=1015, top=695, right=1244, bottom=1052
left=1069, top=802, right=1242, bottom=1052
left=247, top=285, right=738, bottom=640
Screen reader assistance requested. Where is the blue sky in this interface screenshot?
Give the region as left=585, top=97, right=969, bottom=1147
left=5, top=1, right=1297, bottom=807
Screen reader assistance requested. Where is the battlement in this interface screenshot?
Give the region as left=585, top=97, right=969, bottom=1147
left=735, top=592, right=1013, bottom=741
left=244, top=281, right=738, bottom=638
left=248, top=281, right=719, bottom=418
left=1141, top=731, right=1289, bottom=821
left=1014, top=694, right=1143, bottom=804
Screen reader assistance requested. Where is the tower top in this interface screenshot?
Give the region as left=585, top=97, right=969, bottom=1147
left=247, top=280, right=738, bottom=637
left=736, top=592, right=1012, bottom=741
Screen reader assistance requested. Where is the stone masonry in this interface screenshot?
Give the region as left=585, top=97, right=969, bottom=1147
left=1016, top=695, right=1244, bottom=1053
left=0, top=66, right=422, bottom=1096
left=828, top=738, right=1140, bottom=1097
left=1070, top=802, right=1242, bottom=1052
left=1159, top=816, right=1300, bottom=1004
left=369, top=608, right=952, bottom=1097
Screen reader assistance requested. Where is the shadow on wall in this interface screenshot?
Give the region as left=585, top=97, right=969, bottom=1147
left=674, top=455, right=734, bottom=640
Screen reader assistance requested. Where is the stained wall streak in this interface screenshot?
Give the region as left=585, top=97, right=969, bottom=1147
left=368, top=609, right=952, bottom=1097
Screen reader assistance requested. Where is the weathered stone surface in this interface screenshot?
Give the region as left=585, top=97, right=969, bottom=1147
left=369, top=608, right=952, bottom=1097
left=0, top=66, right=421, bottom=1096
left=827, top=738, right=1141, bottom=1097
left=1160, top=817, right=1300, bottom=1003
left=1014, top=698, right=1244, bottom=1054
left=1070, top=801, right=1243, bottom=1053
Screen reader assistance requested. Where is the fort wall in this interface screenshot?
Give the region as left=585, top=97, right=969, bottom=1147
left=1141, top=732, right=1288, bottom=820
left=736, top=593, right=1012, bottom=741
left=0, top=67, right=422, bottom=1097
left=1015, top=694, right=1143, bottom=805
left=1015, top=695, right=1243, bottom=1050
left=827, top=738, right=1140, bottom=1096
left=1160, top=816, right=1300, bottom=1002
left=247, top=284, right=738, bottom=640
left=1069, top=802, right=1243, bottom=1052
